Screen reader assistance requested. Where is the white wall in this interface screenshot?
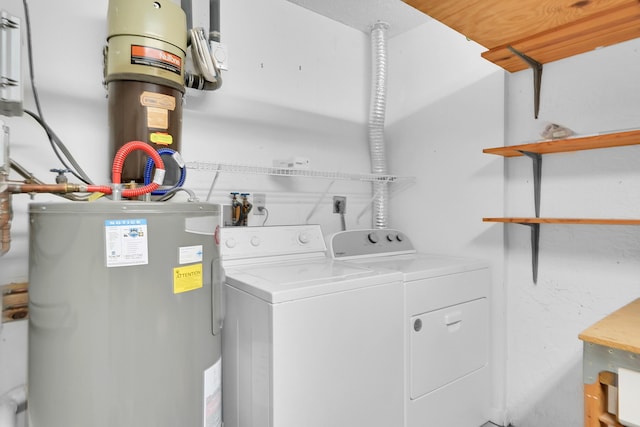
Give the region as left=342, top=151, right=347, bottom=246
left=503, top=38, right=640, bottom=426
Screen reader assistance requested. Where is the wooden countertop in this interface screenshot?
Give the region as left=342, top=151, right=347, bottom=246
left=579, top=298, right=640, bottom=354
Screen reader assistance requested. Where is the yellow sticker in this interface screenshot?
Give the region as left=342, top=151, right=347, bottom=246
left=150, top=132, right=173, bottom=145
left=173, top=263, right=203, bottom=294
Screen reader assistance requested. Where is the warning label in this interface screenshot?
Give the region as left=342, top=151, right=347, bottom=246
left=131, top=45, right=182, bottom=75
left=173, top=263, right=203, bottom=294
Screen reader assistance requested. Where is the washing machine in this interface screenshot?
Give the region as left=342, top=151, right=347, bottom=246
left=220, top=225, right=405, bottom=427
left=327, top=229, right=491, bottom=427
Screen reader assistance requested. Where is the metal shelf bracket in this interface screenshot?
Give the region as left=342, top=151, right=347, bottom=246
left=519, top=150, right=542, bottom=218
left=516, top=149, right=543, bottom=283
left=508, top=46, right=543, bottom=119
left=517, top=222, right=540, bottom=284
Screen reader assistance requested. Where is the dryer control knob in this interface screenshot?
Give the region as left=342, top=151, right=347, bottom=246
left=367, top=232, right=379, bottom=244
left=396, top=233, right=405, bottom=242
left=386, top=233, right=396, bottom=242
left=250, top=236, right=261, bottom=247
left=225, top=238, right=237, bottom=248
left=298, top=232, right=311, bottom=244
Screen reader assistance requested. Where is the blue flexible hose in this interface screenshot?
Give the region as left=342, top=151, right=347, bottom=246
left=144, top=148, right=186, bottom=196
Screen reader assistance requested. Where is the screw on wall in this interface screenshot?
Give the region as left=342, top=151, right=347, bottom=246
left=333, top=196, right=346, bottom=231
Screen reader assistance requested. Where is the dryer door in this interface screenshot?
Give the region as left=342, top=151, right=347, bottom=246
left=410, top=297, right=489, bottom=399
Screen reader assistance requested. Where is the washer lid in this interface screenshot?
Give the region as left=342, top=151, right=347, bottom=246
left=225, top=258, right=402, bottom=303
left=346, top=253, right=488, bottom=281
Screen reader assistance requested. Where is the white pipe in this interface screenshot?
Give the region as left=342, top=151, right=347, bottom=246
left=0, top=385, right=27, bottom=427
left=369, top=22, right=389, bottom=229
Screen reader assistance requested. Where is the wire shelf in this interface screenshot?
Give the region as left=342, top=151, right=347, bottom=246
left=186, top=161, right=412, bottom=183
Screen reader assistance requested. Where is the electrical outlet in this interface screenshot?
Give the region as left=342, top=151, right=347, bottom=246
left=253, top=193, right=266, bottom=215
left=333, top=196, right=346, bottom=214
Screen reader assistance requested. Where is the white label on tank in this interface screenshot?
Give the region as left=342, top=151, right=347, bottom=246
left=104, top=219, right=149, bottom=267
left=179, top=245, right=203, bottom=264
left=204, top=358, right=222, bottom=427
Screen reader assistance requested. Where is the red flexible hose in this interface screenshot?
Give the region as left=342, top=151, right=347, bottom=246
left=87, top=141, right=165, bottom=198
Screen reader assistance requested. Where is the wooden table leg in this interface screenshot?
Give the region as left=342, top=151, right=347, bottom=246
left=585, top=371, right=625, bottom=427
left=584, top=379, right=606, bottom=427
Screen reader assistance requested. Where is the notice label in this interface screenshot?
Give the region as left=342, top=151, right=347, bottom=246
left=146, top=106, right=169, bottom=130
left=179, top=245, right=204, bottom=264
left=173, top=263, right=203, bottom=294
left=104, top=219, right=149, bottom=267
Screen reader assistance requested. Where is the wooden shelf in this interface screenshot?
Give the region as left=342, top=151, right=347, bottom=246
left=483, top=129, right=640, bottom=157
left=484, top=217, right=640, bottom=226
left=482, top=128, right=640, bottom=282
left=403, top=0, right=640, bottom=72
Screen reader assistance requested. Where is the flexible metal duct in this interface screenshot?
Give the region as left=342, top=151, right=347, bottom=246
left=369, top=22, right=389, bottom=229
left=0, top=385, right=26, bottom=427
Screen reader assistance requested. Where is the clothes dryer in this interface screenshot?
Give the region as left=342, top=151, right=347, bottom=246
left=328, top=229, right=491, bottom=427
left=220, top=225, right=404, bottom=427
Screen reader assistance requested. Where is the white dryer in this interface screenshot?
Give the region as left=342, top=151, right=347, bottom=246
left=220, top=225, right=405, bottom=427
left=328, top=229, right=491, bottom=427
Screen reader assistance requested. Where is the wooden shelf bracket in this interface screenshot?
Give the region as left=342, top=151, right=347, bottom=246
left=508, top=46, right=543, bottom=119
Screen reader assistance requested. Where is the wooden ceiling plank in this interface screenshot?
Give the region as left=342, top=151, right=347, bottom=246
left=481, top=2, right=640, bottom=71
left=403, top=0, right=634, bottom=48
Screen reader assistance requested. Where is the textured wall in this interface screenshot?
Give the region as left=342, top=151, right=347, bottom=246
left=504, top=38, right=640, bottom=426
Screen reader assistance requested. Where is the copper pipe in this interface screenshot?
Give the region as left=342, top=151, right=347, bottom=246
left=0, top=190, right=11, bottom=256
left=10, top=159, right=89, bottom=201
left=6, top=183, right=84, bottom=194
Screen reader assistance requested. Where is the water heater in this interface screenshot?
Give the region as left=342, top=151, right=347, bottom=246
left=105, top=0, right=187, bottom=183
left=27, top=201, right=223, bottom=427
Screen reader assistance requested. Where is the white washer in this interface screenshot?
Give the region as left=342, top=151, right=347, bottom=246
left=328, top=229, right=491, bottom=427
left=220, top=225, right=405, bottom=427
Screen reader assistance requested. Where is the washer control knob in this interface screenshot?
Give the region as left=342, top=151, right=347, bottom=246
left=250, top=236, right=261, bottom=247
left=386, top=233, right=396, bottom=242
left=298, top=232, right=311, bottom=244
left=367, top=232, right=379, bottom=244
left=396, top=233, right=405, bottom=242
left=225, top=238, right=237, bottom=249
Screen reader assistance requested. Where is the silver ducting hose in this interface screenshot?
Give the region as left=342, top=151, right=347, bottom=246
left=369, top=22, right=389, bottom=229
left=0, top=385, right=26, bottom=427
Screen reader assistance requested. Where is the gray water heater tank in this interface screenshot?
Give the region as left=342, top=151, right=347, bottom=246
left=27, top=201, right=223, bottom=427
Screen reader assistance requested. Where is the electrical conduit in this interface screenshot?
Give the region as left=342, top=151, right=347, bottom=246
left=369, top=22, right=390, bottom=229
